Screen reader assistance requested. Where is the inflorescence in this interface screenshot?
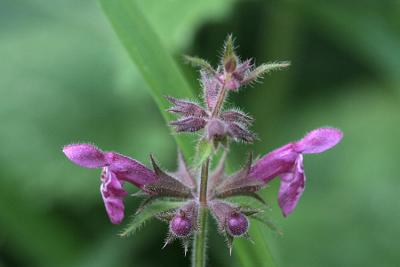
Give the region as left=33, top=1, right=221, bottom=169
left=63, top=35, right=342, bottom=254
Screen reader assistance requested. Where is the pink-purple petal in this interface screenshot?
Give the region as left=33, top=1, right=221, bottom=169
left=294, top=127, right=343, bottom=154
left=249, top=144, right=298, bottom=183
left=100, top=168, right=128, bottom=224
left=105, top=152, right=157, bottom=188
left=278, top=155, right=305, bottom=217
left=63, top=143, right=106, bottom=168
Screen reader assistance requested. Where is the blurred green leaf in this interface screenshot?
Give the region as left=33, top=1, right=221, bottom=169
left=297, top=0, right=400, bottom=83
left=251, top=214, right=283, bottom=237
left=274, top=85, right=400, bottom=267
left=99, top=0, right=195, bottom=158
left=133, top=0, right=237, bottom=51
left=0, top=180, right=80, bottom=267
left=234, top=222, right=277, bottom=267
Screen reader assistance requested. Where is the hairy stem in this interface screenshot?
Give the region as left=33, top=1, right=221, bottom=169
left=199, top=158, right=209, bottom=204
left=192, top=158, right=210, bottom=267
left=211, top=81, right=227, bottom=117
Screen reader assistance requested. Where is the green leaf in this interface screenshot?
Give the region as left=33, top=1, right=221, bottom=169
left=251, top=214, right=283, bottom=237
left=297, top=0, right=400, bottom=83
left=132, top=0, right=237, bottom=51
left=99, top=0, right=195, bottom=157
left=120, top=200, right=184, bottom=237
left=234, top=222, right=277, bottom=267
left=0, top=180, right=80, bottom=267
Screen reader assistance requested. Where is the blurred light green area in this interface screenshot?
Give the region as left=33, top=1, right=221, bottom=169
left=0, top=0, right=399, bottom=267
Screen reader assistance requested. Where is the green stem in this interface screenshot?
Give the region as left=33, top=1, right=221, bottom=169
left=199, top=158, right=209, bottom=204
left=192, top=158, right=210, bottom=267
left=192, top=206, right=208, bottom=267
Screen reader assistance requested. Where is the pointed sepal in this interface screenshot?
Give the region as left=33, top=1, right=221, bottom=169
left=214, top=153, right=265, bottom=201
left=145, top=155, right=193, bottom=198
left=183, top=55, right=216, bottom=74
left=242, top=61, right=290, bottom=85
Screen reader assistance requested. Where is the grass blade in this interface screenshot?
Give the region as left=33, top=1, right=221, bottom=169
left=99, top=0, right=195, bottom=157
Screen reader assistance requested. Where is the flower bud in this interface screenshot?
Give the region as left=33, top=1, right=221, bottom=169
left=227, top=212, right=248, bottom=236
left=224, top=56, right=237, bottom=73
left=170, top=213, right=193, bottom=237
left=222, top=34, right=237, bottom=73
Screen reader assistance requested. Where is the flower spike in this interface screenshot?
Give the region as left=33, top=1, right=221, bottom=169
left=63, top=35, right=343, bottom=259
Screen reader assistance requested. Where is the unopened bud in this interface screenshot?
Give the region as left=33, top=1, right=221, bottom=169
left=227, top=212, right=248, bottom=236
left=170, top=213, right=192, bottom=237
left=224, top=56, right=237, bottom=73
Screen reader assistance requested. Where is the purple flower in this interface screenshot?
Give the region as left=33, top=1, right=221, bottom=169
left=63, top=144, right=156, bottom=224
left=250, top=128, right=343, bottom=217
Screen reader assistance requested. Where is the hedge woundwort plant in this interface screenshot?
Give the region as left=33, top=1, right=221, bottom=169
left=63, top=35, right=343, bottom=267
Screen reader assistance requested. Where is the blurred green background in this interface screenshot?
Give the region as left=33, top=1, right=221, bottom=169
left=1, top=0, right=399, bottom=267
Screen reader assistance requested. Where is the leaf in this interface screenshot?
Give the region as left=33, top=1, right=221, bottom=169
left=120, top=200, right=184, bottom=237
left=132, top=0, right=237, bottom=51
left=250, top=214, right=283, bottom=236
left=99, top=0, right=195, bottom=158
left=0, top=180, right=80, bottom=267
left=234, top=221, right=278, bottom=267
left=297, top=0, right=400, bottom=82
